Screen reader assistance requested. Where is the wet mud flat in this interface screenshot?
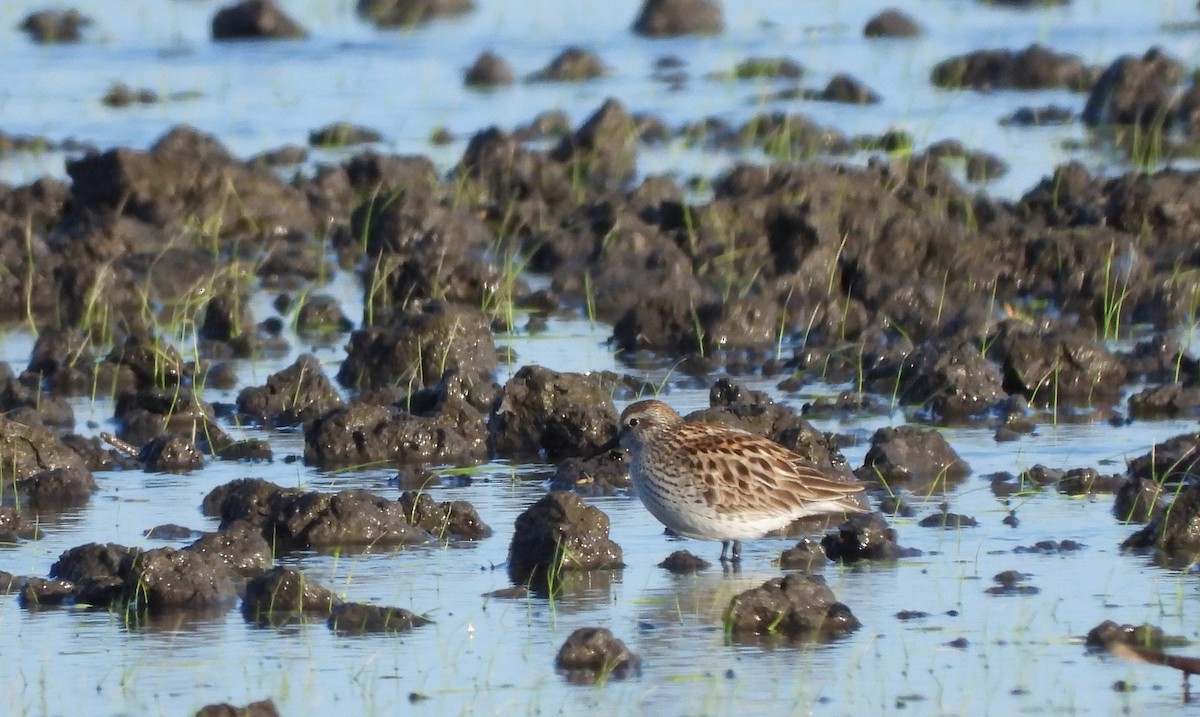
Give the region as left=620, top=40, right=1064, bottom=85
left=4, top=0, right=1200, bottom=715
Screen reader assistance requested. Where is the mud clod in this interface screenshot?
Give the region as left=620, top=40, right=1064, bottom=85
left=658, top=550, right=711, bottom=573
left=242, top=567, right=340, bottom=625
left=398, top=491, right=492, bottom=540
left=1122, top=481, right=1200, bottom=563
left=855, top=425, right=970, bottom=492
left=931, top=44, right=1092, bottom=91
left=212, top=0, right=306, bottom=40
left=1082, top=47, right=1183, bottom=128
left=20, top=9, right=90, bottom=43
left=528, top=47, right=608, bottom=83
left=821, top=513, right=917, bottom=562
left=724, top=574, right=860, bottom=640
left=1087, top=620, right=1166, bottom=652
left=508, top=491, right=623, bottom=584
left=194, top=699, right=281, bottom=717
left=237, top=354, right=344, bottom=427
left=779, top=538, right=830, bottom=571
left=489, top=365, right=618, bottom=461
left=555, top=627, right=642, bottom=683
left=632, top=0, right=722, bottom=37
left=864, top=9, right=922, bottom=38
left=329, top=603, right=431, bottom=635
left=548, top=449, right=631, bottom=495
left=356, top=0, right=474, bottom=27
left=465, top=51, right=515, bottom=88
left=985, top=570, right=1039, bottom=596
left=19, top=577, right=75, bottom=608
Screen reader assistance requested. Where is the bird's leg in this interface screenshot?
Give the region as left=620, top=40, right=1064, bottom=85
left=731, top=540, right=742, bottom=563
left=719, top=540, right=731, bottom=562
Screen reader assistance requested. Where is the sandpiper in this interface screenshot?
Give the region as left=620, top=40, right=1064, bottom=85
left=618, top=399, right=868, bottom=562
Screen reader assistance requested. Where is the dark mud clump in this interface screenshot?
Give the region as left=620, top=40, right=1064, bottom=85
left=203, top=478, right=436, bottom=549
left=20, top=9, right=91, bottom=43
left=1086, top=620, right=1166, bottom=652
left=548, top=447, right=631, bottom=495
left=998, top=333, right=1126, bottom=408
left=1082, top=48, right=1184, bottom=128
left=864, top=9, right=921, bottom=38
left=632, top=0, right=722, bottom=37
left=527, top=47, right=608, bottom=83
left=194, top=698, right=281, bottom=717
left=1114, top=477, right=1164, bottom=524
left=127, top=434, right=205, bottom=474
left=49, top=542, right=136, bottom=606
left=821, top=513, right=918, bottom=562
left=237, top=353, right=344, bottom=427
left=19, top=578, right=75, bottom=608
left=304, top=398, right=487, bottom=469
left=0, top=416, right=95, bottom=509
left=555, top=627, right=642, bottom=684
left=855, top=425, right=970, bottom=493
left=328, top=603, right=431, bottom=635
left=658, top=550, right=711, bottom=574
left=930, top=44, right=1093, bottom=91
left=465, top=51, right=515, bottom=88
left=309, top=122, right=382, bottom=147
left=724, top=574, right=860, bottom=641
left=0, top=507, right=41, bottom=542
left=271, top=489, right=433, bottom=549
left=337, top=301, right=496, bottom=398
left=779, top=538, right=830, bottom=571
left=356, top=0, right=474, bottom=28
left=1124, top=431, right=1200, bottom=485
left=985, top=570, right=1039, bottom=596
left=43, top=540, right=241, bottom=612
left=1122, top=482, right=1200, bottom=564
left=918, top=510, right=978, bottom=529
left=187, top=522, right=274, bottom=577
left=100, top=83, right=159, bottom=108
left=211, top=1, right=306, bottom=41
left=398, top=490, right=492, bottom=540
left=120, top=547, right=239, bottom=612
left=507, top=491, right=623, bottom=585
left=489, top=365, right=618, bottom=461
left=1052, top=467, right=1124, bottom=496
left=866, top=340, right=1005, bottom=423
left=1013, top=539, right=1082, bottom=554
left=242, top=566, right=340, bottom=626
left=1128, top=383, right=1200, bottom=419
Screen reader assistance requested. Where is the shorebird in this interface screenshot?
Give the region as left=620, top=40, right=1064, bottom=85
left=618, top=399, right=868, bottom=562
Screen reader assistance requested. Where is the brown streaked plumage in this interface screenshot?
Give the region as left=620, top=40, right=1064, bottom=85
left=618, top=399, right=868, bottom=562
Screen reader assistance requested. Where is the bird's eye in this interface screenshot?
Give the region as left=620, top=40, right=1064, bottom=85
left=627, top=417, right=640, bottom=428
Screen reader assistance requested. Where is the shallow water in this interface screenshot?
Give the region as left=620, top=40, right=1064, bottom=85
left=3, top=1, right=1200, bottom=715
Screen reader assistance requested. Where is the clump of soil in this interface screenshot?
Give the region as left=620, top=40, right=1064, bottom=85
left=507, top=491, right=623, bottom=585
left=555, top=627, right=641, bottom=684
left=821, top=513, right=918, bottom=562
left=631, top=0, right=723, bottom=37
left=328, top=603, right=431, bottom=635
left=658, top=550, right=711, bottom=573
left=243, top=567, right=339, bottom=626
left=489, top=365, right=618, bottom=460
left=194, top=698, right=280, bottom=717
left=855, top=425, right=970, bottom=493
left=211, top=1, right=306, bottom=41
left=724, top=574, right=860, bottom=640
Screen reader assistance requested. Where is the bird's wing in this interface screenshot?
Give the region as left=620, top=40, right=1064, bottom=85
left=676, top=423, right=864, bottom=516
